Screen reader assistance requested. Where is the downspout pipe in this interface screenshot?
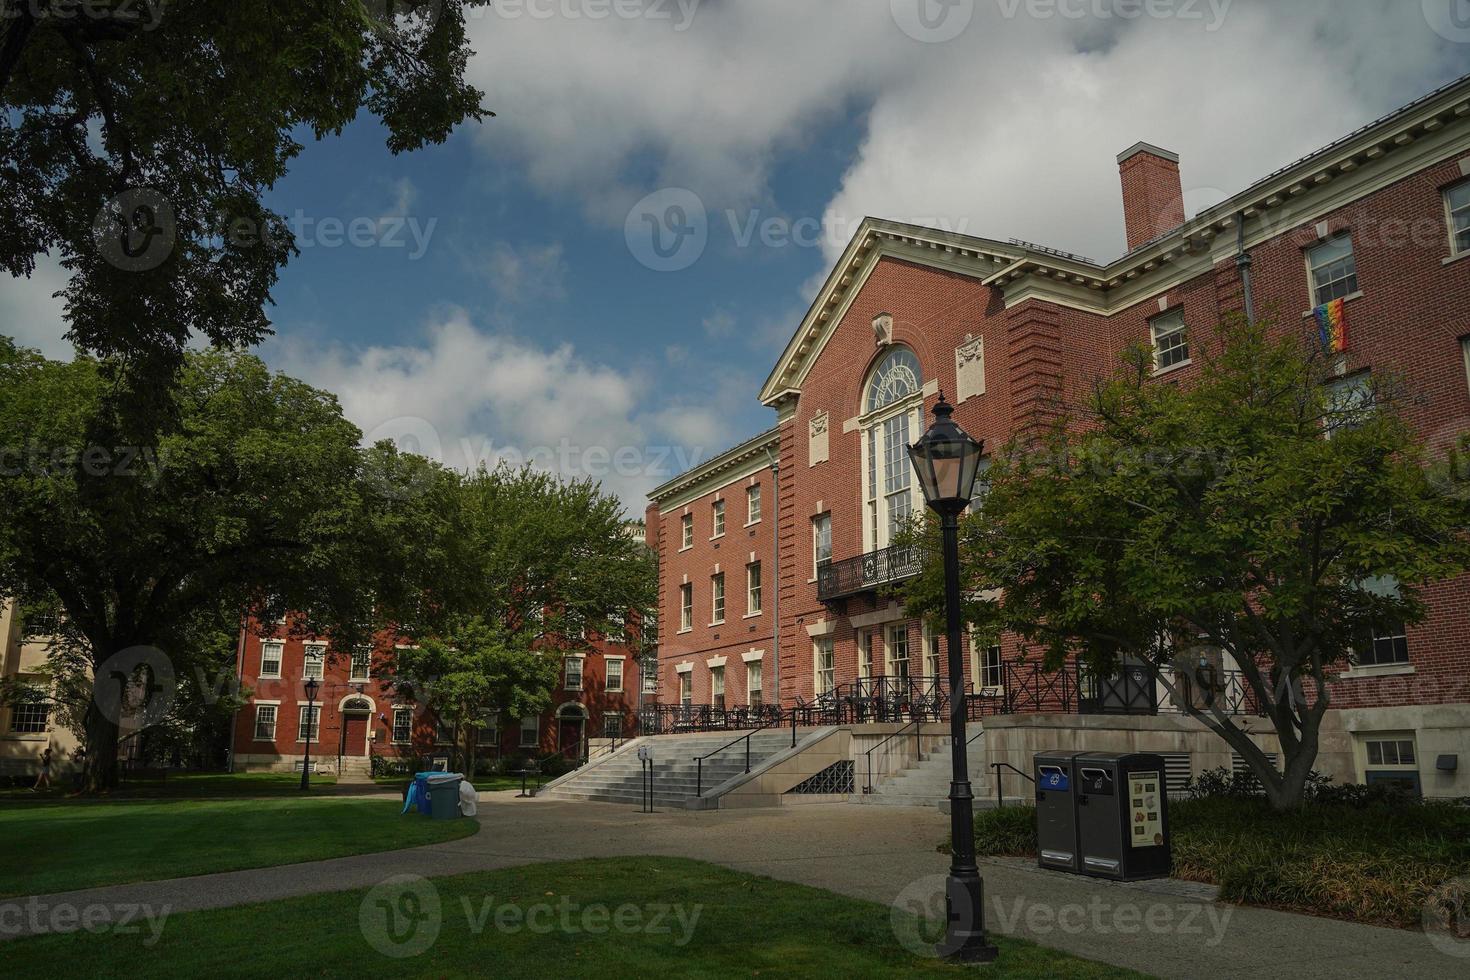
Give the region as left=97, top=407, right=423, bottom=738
left=1235, top=211, right=1256, bottom=327
left=764, top=446, right=780, bottom=711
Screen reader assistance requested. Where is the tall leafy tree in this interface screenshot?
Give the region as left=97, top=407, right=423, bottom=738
left=1, top=0, right=491, bottom=374
left=391, top=617, right=560, bottom=775
left=902, top=318, right=1470, bottom=809
left=0, top=338, right=452, bottom=789
left=386, top=466, right=658, bottom=767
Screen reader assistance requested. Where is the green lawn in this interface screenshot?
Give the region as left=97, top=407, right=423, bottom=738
left=0, top=771, right=338, bottom=801
left=0, top=858, right=1145, bottom=978
left=0, top=798, right=478, bottom=897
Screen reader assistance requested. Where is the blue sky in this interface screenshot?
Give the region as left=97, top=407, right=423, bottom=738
left=6, top=1, right=1469, bottom=513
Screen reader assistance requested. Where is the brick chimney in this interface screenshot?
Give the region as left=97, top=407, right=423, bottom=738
left=1117, top=142, right=1185, bottom=251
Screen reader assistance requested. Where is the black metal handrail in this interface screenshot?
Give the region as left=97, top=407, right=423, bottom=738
left=990, top=762, right=1035, bottom=809
left=693, top=717, right=780, bottom=796
left=816, top=543, right=922, bottom=602
left=862, top=719, right=924, bottom=793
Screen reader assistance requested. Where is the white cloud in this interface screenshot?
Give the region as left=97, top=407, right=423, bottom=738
left=268, top=307, right=745, bottom=512
left=464, top=1, right=1464, bottom=261
left=482, top=241, right=569, bottom=303
left=0, top=258, right=76, bottom=359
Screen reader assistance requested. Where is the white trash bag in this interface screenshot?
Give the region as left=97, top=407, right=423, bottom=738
left=458, top=778, right=478, bottom=816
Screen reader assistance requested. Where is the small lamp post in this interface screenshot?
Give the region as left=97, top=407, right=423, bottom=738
left=908, top=394, right=998, bottom=964
left=299, top=677, right=320, bottom=791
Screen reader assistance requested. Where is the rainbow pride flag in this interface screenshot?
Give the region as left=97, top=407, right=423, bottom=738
left=1315, top=298, right=1348, bottom=353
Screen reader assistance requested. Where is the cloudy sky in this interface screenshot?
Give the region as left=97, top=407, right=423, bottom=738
left=5, top=0, right=1468, bottom=511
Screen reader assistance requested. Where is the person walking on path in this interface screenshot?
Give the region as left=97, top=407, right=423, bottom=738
left=32, top=747, right=52, bottom=792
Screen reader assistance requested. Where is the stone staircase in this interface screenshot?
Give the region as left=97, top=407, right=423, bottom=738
left=854, top=725, right=1004, bottom=808
left=538, top=730, right=800, bottom=808
left=336, top=757, right=373, bottom=785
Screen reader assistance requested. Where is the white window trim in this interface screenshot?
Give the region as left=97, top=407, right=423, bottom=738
left=746, top=561, right=762, bottom=616
left=710, top=500, right=726, bottom=539
left=745, top=484, right=762, bottom=526
left=390, top=706, right=414, bottom=745
left=746, top=660, right=763, bottom=706
left=302, top=643, right=326, bottom=681
left=519, top=716, right=540, bottom=748
left=564, top=655, right=585, bottom=692
left=710, top=573, right=725, bottom=626
left=349, top=646, right=372, bottom=682
left=860, top=398, right=924, bottom=553
left=678, top=583, right=693, bottom=634
left=885, top=623, right=910, bottom=677
left=680, top=514, right=694, bottom=552
left=605, top=656, right=625, bottom=693
left=252, top=703, right=279, bottom=742
left=296, top=704, right=321, bottom=743
left=812, top=512, right=832, bottom=581
left=259, top=641, right=284, bottom=680
left=1445, top=179, right=1470, bottom=259
left=813, top=637, right=835, bottom=697
left=1149, top=309, right=1190, bottom=375
left=1305, top=233, right=1359, bottom=308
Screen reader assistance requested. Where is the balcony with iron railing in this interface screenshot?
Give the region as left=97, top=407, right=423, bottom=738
left=816, top=543, right=923, bottom=603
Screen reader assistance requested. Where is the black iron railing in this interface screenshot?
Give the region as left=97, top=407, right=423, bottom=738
left=816, top=544, right=922, bottom=602
left=637, top=665, right=1261, bottom=736
left=639, top=703, right=782, bottom=736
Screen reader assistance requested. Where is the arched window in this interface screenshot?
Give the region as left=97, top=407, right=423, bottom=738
left=865, top=347, right=922, bottom=414
left=861, top=347, right=924, bottom=551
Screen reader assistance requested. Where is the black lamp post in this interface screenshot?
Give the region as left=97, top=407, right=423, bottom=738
left=299, top=676, right=320, bottom=791
left=908, top=395, right=998, bottom=964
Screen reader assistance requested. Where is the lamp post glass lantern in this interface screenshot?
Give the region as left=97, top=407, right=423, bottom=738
left=908, top=395, right=998, bottom=963
left=300, top=677, right=320, bottom=791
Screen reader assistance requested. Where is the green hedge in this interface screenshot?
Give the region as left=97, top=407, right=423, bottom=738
left=972, top=796, right=1470, bottom=927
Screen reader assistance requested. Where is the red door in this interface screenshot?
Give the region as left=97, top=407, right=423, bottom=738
left=559, top=720, right=582, bottom=759
left=342, top=713, right=368, bottom=756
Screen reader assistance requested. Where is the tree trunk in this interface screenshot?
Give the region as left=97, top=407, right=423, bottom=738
left=82, top=701, right=121, bottom=792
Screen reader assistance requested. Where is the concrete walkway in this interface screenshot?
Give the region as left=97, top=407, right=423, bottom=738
left=2, top=793, right=1456, bottom=978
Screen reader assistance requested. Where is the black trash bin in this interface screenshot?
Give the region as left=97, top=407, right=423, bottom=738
left=1074, top=752, right=1171, bottom=881
left=1033, top=751, right=1086, bottom=873
left=426, top=773, right=464, bottom=820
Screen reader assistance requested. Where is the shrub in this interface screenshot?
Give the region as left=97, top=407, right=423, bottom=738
left=970, top=791, right=1470, bottom=928
left=972, top=805, right=1038, bottom=857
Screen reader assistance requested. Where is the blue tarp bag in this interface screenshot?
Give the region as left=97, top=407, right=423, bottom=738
left=401, top=772, right=435, bottom=815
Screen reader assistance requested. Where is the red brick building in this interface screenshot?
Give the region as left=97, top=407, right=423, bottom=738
left=648, top=74, right=1470, bottom=797
left=229, top=620, right=643, bottom=776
